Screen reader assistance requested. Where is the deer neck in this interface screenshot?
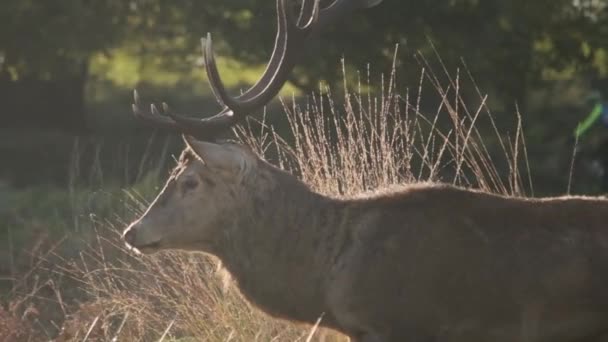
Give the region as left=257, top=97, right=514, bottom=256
left=215, top=169, right=347, bottom=325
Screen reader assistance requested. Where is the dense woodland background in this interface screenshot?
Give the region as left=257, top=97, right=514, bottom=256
left=0, top=0, right=606, bottom=192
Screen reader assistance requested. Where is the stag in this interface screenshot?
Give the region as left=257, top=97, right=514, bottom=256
left=122, top=0, right=608, bottom=341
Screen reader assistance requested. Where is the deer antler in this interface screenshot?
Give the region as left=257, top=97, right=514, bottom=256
left=132, top=0, right=382, bottom=141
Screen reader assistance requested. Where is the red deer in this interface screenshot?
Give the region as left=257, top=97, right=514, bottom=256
left=122, top=1, right=608, bottom=341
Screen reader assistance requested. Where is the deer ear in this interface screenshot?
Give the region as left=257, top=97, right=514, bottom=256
left=183, top=136, right=253, bottom=175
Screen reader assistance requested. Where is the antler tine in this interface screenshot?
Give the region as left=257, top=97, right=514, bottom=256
left=132, top=90, right=180, bottom=129
left=224, top=0, right=388, bottom=113
left=202, top=34, right=229, bottom=108
left=164, top=103, right=238, bottom=138
left=133, top=0, right=293, bottom=140
left=132, top=91, right=226, bottom=138
left=298, top=0, right=321, bottom=31
left=201, top=0, right=296, bottom=114
left=132, top=0, right=382, bottom=141
left=207, top=0, right=317, bottom=114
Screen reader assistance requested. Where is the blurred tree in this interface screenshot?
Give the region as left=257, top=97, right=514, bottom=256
left=330, top=0, right=608, bottom=112
left=117, top=0, right=608, bottom=113
left=0, top=0, right=130, bottom=132
left=0, top=0, right=606, bottom=131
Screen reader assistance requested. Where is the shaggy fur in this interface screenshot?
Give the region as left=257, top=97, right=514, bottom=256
left=123, top=140, right=608, bottom=342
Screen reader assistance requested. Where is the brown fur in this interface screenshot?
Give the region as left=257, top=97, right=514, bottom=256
left=123, top=140, right=608, bottom=342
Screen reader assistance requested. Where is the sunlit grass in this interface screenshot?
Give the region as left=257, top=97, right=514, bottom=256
left=2, top=51, right=531, bottom=341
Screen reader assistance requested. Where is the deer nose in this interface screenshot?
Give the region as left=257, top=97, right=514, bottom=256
left=123, top=228, right=136, bottom=246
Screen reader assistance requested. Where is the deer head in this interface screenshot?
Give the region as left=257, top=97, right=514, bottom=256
left=122, top=0, right=382, bottom=254
left=123, top=138, right=260, bottom=253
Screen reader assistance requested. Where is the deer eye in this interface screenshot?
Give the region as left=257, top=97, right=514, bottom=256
left=182, top=177, right=199, bottom=191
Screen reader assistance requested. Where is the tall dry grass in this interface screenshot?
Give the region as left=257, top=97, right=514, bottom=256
left=243, top=51, right=531, bottom=198
left=4, top=51, right=532, bottom=341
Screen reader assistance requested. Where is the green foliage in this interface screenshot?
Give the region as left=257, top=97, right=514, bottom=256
left=2, top=0, right=606, bottom=95
left=0, top=0, right=130, bottom=78
left=344, top=0, right=607, bottom=107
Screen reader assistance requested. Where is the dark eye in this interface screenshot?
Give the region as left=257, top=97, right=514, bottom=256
left=182, top=177, right=199, bottom=191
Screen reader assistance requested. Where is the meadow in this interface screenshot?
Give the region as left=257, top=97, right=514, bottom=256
left=0, top=54, right=580, bottom=341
